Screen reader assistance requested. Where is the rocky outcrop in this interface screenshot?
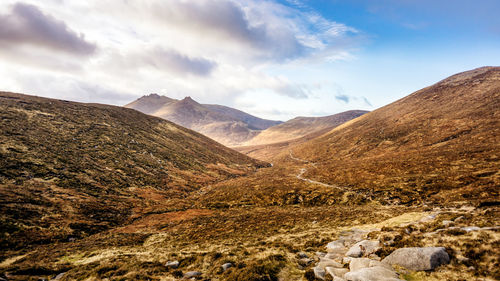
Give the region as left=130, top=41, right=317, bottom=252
left=382, top=247, right=450, bottom=271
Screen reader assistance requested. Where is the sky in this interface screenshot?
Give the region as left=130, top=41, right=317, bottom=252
left=0, top=0, right=499, bottom=121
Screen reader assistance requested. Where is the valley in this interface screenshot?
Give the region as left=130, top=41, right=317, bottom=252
left=0, top=67, right=499, bottom=281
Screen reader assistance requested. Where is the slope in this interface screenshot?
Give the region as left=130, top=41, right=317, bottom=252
left=290, top=66, right=500, bottom=204
left=0, top=92, right=265, bottom=250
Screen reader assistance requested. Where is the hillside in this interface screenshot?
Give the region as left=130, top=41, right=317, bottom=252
left=242, top=110, right=368, bottom=147
left=125, top=95, right=282, bottom=146
left=291, top=66, right=500, bottom=204
left=0, top=92, right=265, bottom=251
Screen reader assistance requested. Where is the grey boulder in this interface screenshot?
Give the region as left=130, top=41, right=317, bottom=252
left=382, top=247, right=450, bottom=271
left=344, top=266, right=402, bottom=281
left=346, top=240, right=380, bottom=258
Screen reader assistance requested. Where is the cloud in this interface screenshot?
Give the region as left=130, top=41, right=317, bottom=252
left=146, top=48, right=217, bottom=76
left=335, top=94, right=350, bottom=103
left=0, top=2, right=96, bottom=55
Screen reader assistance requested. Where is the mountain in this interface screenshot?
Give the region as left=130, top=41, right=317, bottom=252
left=0, top=92, right=265, bottom=250
left=243, top=110, right=368, bottom=146
left=290, top=66, right=500, bottom=204
left=125, top=94, right=282, bottom=146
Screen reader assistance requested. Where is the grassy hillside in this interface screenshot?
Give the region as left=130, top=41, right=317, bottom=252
left=0, top=92, right=266, bottom=251
left=291, top=66, right=500, bottom=204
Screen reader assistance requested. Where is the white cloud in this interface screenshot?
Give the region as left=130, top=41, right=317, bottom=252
left=0, top=0, right=363, bottom=120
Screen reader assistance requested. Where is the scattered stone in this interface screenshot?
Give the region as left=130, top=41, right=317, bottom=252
left=165, top=260, right=180, bottom=269
left=325, top=267, right=349, bottom=278
left=367, top=254, right=381, bottom=261
left=183, top=271, right=202, bottom=278
left=318, top=258, right=343, bottom=269
left=344, top=266, right=402, bottom=281
left=316, top=252, right=327, bottom=257
left=298, top=252, right=309, bottom=258
left=442, top=220, right=453, bottom=226
left=346, top=240, right=380, bottom=257
left=50, top=273, right=65, bottom=281
left=298, top=258, right=314, bottom=267
left=462, top=226, right=480, bottom=232
left=326, top=240, right=346, bottom=254
left=349, top=258, right=371, bottom=272
left=221, top=263, right=233, bottom=272
left=313, top=266, right=326, bottom=280
left=382, top=247, right=450, bottom=271
left=325, top=252, right=342, bottom=260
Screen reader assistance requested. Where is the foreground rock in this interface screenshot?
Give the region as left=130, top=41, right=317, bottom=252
left=382, top=247, right=450, bottom=271
left=345, top=240, right=380, bottom=257
left=344, top=266, right=403, bottom=281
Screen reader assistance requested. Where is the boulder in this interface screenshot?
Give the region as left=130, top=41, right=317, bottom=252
left=326, top=240, right=346, bottom=254
left=344, top=266, right=402, bottom=281
left=318, top=258, right=343, bottom=269
left=325, top=267, right=349, bottom=278
left=221, top=263, right=233, bottom=271
left=382, top=247, right=450, bottom=271
left=333, top=277, right=347, bottom=281
left=346, top=240, right=380, bottom=258
left=349, top=258, right=371, bottom=272
left=165, top=260, right=179, bottom=269
left=183, top=271, right=202, bottom=278
left=313, top=266, right=326, bottom=280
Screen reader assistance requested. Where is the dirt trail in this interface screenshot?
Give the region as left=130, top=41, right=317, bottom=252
left=289, top=150, right=336, bottom=188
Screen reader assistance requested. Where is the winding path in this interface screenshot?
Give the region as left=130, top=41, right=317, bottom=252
left=289, top=150, right=335, bottom=188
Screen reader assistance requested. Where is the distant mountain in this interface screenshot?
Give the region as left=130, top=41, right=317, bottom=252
left=242, top=110, right=368, bottom=147
left=0, top=92, right=265, bottom=249
left=291, top=66, right=500, bottom=204
left=125, top=94, right=282, bottom=146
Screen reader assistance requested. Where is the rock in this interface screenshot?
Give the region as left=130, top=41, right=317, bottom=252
left=462, top=226, right=480, bottom=232
left=346, top=240, right=380, bottom=257
left=165, top=260, right=179, bottom=269
left=51, top=273, right=65, bottom=281
left=325, top=252, right=342, bottom=260
left=325, top=267, right=349, bottom=278
left=333, top=277, right=346, bottom=281
left=367, top=254, right=381, bottom=261
left=298, top=252, right=309, bottom=258
left=326, top=240, right=346, bottom=254
left=344, top=266, right=402, bottom=281
left=349, top=258, right=371, bottom=272
left=298, top=257, right=314, bottom=267
left=313, top=266, right=326, bottom=280
left=316, top=251, right=327, bottom=257
left=382, top=247, right=450, bottom=271
left=342, top=257, right=353, bottom=265
left=183, top=271, right=202, bottom=278
left=318, top=258, right=343, bottom=269
left=442, top=220, right=453, bottom=226
left=221, top=263, right=233, bottom=271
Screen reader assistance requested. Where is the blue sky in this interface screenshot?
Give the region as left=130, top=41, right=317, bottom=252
left=0, top=0, right=499, bottom=120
